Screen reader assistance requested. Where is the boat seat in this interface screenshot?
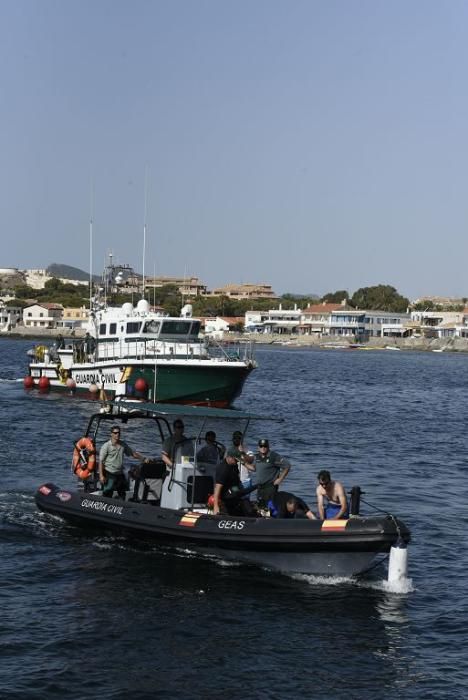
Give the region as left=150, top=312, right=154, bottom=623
left=131, top=460, right=167, bottom=503
left=186, top=475, right=214, bottom=505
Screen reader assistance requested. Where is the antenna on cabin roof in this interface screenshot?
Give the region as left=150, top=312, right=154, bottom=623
left=89, top=180, right=94, bottom=312
left=142, top=166, right=149, bottom=299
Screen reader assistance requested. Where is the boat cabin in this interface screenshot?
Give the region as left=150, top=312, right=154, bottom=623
left=49, top=304, right=206, bottom=370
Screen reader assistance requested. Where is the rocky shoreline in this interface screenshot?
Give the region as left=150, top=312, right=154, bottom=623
left=0, top=327, right=86, bottom=340
left=245, top=334, right=468, bottom=352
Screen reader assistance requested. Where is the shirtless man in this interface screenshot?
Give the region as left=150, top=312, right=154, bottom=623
left=316, top=470, right=348, bottom=520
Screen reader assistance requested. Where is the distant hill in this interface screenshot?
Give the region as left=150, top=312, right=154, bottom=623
left=47, top=263, right=100, bottom=282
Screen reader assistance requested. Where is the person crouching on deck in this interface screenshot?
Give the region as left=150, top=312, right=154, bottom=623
left=269, top=491, right=316, bottom=520
left=213, top=451, right=254, bottom=517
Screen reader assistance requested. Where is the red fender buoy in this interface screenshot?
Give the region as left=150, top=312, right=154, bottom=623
left=134, top=378, right=148, bottom=393
left=38, top=376, right=50, bottom=391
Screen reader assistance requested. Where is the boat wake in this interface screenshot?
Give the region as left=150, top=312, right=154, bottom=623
left=291, top=572, right=356, bottom=586
left=0, top=491, right=67, bottom=541
left=377, top=577, right=414, bottom=594
left=291, top=571, right=414, bottom=593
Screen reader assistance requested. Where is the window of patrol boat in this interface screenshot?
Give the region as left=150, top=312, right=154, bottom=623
left=160, top=320, right=192, bottom=335
left=143, top=320, right=161, bottom=334
left=126, top=322, right=141, bottom=334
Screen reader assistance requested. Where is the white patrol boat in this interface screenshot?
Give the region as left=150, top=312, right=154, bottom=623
left=24, top=299, right=256, bottom=407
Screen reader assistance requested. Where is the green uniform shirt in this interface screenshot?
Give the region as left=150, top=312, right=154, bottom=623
left=254, top=450, right=290, bottom=486
left=99, top=439, right=133, bottom=474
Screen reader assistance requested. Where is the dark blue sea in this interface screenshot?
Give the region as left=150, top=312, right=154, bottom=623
left=1, top=338, right=467, bottom=699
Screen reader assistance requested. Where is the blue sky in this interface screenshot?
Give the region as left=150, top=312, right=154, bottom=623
left=1, top=0, right=468, bottom=299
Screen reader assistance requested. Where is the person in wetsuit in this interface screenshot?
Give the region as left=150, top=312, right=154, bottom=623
left=269, top=491, right=316, bottom=520
left=316, top=470, right=348, bottom=519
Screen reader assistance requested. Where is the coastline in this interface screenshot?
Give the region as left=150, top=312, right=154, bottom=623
left=0, top=327, right=86, bottom=341
left=252, top=335, right=468, bottom=352
left=244, top=333, right=468, bottom=352
left=2, top=327, right=468, bottom=353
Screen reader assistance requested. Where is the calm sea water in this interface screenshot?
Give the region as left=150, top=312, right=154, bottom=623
left=1, top=338, right=467, bottom=699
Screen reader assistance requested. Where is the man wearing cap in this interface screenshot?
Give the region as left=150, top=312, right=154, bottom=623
left=213, top=450, right=247, bottom=516
left=255, top=439, right=291, bottom=507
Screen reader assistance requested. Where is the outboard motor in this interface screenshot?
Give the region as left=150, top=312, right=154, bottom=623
left=349, top=486, right=363, bottom=516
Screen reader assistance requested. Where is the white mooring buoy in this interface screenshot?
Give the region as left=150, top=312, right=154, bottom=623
left=388, top=537, right=408, bottom=583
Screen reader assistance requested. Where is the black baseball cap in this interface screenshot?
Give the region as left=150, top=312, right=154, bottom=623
left=258, top=438, right=269, bottom=448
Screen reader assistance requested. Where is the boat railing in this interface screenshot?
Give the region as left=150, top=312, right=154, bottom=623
left=89, top=337, right=255, bottom=363
left=204, top=337, right=256, bottom=363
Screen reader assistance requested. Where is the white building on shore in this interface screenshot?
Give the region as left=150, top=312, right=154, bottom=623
left=23, top=303, right=64, bottom=328
left=244, top=305, right=412, bottom=339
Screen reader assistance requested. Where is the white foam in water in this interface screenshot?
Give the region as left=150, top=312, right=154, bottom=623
left=292, top=573, right=356, bottom=586
left=291, top=572, right=415, bottom=593
left=91, top=541, right=114, bottom=550
left=381, top=577, right=415, bottom=594
left=358, top=577, right=415, bottom=594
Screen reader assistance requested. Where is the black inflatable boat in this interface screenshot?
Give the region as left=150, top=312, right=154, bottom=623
left=35, top=401, right=410, bottom=577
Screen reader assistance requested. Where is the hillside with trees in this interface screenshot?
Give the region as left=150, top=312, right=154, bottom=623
left=321, top=285, right=409, bottom=313
left=349, top=285, right=409, bottom=313
left=4, top=272, right=414, bottom=316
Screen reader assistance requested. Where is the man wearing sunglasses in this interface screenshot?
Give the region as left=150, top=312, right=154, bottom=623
left=316, top=470, right=348, bottom=520
left=99, top=425, right=147, bottom=499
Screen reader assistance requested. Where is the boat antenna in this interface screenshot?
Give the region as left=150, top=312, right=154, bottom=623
left=142, top=166, right=149, bottom=299
left=182, top=264, right=187, bottom=309
left=89, top=180, right=94, bottom=312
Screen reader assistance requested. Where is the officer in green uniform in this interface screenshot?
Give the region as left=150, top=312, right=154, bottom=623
left=254, top=438, right=291, bottom=507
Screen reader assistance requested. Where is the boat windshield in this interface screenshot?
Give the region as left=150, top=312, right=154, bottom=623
left=160, top=320, right=195, bottom=337
left=142, top=320, right=161, bottom=334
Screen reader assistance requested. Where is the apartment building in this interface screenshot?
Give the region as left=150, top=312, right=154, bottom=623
left=23, top=303, right=64, bottom=328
